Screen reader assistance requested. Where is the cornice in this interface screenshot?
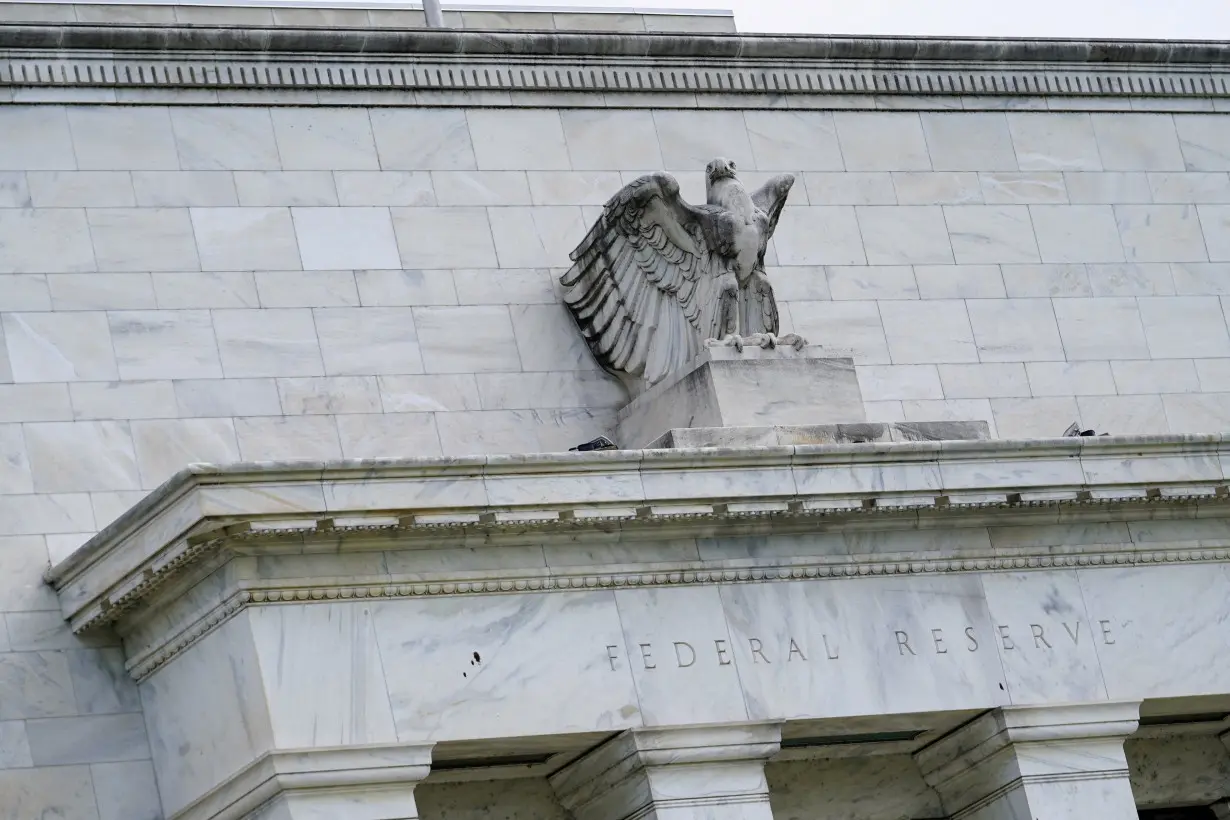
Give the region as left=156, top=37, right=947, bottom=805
left=5, top=26, right=1230, bottom=63
left=2, top=25, right=1229, bottom=106
left=46, top=433, right=1230, bottom=582
left=44, top=434, right=1230, bottom=667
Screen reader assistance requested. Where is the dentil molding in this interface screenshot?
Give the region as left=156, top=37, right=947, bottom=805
left=42, top=434, right=1230, bottom=680
left=2, top=25, right=1229, bottom=107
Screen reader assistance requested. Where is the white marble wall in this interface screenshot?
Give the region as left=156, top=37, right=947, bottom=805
left=4, top=103, right=1230, bottom=819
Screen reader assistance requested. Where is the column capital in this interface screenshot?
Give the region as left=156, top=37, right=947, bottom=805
left=915, top=702, right=1141, bottom=820
left=550, top=724, right=781, bottom=820
left=182, top=744, right=434, bottom=820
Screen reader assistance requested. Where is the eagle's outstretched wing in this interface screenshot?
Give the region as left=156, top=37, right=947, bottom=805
left=751, top=173, right=796, bottom=251
left=561, top=173, right=725, bottom=391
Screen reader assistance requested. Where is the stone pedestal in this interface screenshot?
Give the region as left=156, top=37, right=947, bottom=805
left=550, top=725, right=781, bottom=820
left=915, top=702, right=1141, bottom=820
left=616, top=346, right=866, bottom=449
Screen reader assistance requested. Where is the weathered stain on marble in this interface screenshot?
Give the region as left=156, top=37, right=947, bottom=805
left=613, top=586, right=749, bottom=725
left=768, top=755, right=943, bottom=820
left=417, top=778, right=570, bottom=820
left=980, top=570, right=1109, bottom=704
left=1128, top=736, right=1230, bottom=808
left=248, top=602, right=398, bottom=749
left=1078, top=563, right=1230, bottom=700
left=719, top=575, right=1010, bottom=721
left=140, top=615, right=273, bottom=817
left=373, top=591, right=642, bottom=742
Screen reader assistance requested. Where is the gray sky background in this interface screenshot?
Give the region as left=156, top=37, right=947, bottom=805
left=462, top=0, right=1230, bottom=39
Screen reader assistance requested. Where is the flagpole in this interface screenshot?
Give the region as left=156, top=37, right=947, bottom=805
left=423, top=0, right=445, bottom=27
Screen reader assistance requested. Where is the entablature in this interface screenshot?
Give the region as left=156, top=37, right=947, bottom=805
left=44, top=434, right=1230, bottom=677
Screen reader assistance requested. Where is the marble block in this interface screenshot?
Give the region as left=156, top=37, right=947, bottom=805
left=647, top=420, right=991, bottom=449
left=615, top=346, right=866, bottom=450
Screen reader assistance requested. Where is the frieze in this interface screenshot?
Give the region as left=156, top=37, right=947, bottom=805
left=603, top=615, right=1121, bottom=674
left=126, top=542, right=1220, bottom=681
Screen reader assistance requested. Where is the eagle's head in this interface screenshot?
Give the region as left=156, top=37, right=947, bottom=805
left=706, top=157, right=738, bottom=183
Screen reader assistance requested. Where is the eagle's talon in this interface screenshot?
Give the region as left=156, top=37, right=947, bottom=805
left=705, top=332, right=808, bottom=354
left=778, top=333, right=808, bottom=351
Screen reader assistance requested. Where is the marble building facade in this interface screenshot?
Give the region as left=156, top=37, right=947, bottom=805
left=2, top=2, right=1230, bottom=818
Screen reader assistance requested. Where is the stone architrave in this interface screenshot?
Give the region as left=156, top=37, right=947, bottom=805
left=550, top=724, right=781, bottom=820
left=915, top=702, right=1142, bottom=820
left=560, top=158, right=805, bottom=397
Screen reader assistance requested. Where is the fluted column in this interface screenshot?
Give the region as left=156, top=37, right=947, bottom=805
left=550, top=724, right=781, bottom=820
left=914, top=702, right=1141, bottom=820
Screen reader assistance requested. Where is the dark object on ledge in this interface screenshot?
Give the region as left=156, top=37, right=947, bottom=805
left=570, top=436, right=618, bottom=452
left=1064, top=422, right=1109, bottom=437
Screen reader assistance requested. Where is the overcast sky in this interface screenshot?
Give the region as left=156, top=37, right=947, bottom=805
left=465, top=0, right=1230, bottom=39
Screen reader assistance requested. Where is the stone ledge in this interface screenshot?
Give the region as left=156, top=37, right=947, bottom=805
left=648, top=421, right=992, bottom=449
left=46, top=433, right=1230, bottom=587
left=2, top=24, right=1228, bottom=106
left=3, top=24, right=1230, bottom=63
left=42, top=433, right=1230, bottom=642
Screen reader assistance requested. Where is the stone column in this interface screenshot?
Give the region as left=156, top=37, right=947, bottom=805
left=550, top=724, right=781, bottom=820
left=914, top=702, right=1141, bottom=820
left=243, top=746, right=433, bottom=820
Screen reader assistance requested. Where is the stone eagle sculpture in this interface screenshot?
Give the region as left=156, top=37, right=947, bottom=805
left=560, top=157, right=806, bottom=395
